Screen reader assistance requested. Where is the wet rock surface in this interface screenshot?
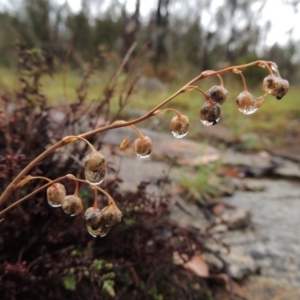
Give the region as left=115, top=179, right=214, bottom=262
left=102, top=127, right=300, bottom=297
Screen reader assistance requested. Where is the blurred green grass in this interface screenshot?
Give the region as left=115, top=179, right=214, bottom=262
left=1, top=67, right=298, bottom=148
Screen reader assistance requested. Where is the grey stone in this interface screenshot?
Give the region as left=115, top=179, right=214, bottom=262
left=221, top=207, right=251, bottom=230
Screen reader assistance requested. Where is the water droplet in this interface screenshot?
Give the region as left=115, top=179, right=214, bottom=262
left=48, top=201, right=62, bottom=208
left=84, top=169, right=105, bottom=185
left=171, top=130, right=188, bottom=138
left=86, top=225, right=99, bottom=237
left=86, top=225, right=109, bottom=237
left=62, top=195, right=83, bottom=216
left=238, top=107, right=258, bottom=115
left=134, top=136, right=153, bottom=158
left=136, top=152, right=152, bottom=158
left=200, top=117, right=220, bottom=126
left=271, top=64, right=278, bottom=72
left=47, top=183, right=66, bottom=207
left=170, top=115, right=189, bottom=139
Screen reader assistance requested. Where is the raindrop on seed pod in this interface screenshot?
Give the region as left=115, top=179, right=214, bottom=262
left=83, top=151, right=107, bottom=185
left=236, top=91, right=259, bottom=115
left=46, top=183, right=66, bottom=207
left=199, top=101, right=221, bottom=126
left=134, top=136, right=153, bottom=158
left=170, top=115, right=189, bottom=138
left=61, top=195, right=83, bottom=216
left=84, top=169, right=106, bottom=185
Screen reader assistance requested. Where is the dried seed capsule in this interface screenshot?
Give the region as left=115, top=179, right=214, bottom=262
left=46, top=183, right=66, bottom=207
left=270, top=78, right=289, bottom=100
left=199, top=100, right=221, bottom=126
left=119, top=137, right=129, bottom=150
left=95, top=204, right=123, bottom=237
left=84, top=207, right=102, bottom=237
left=236, top=91, right=258, bottom=114
left=62, top=195, right=83, bottom=216
left=262, top=75, right=280, bottom=92
left=206, top=85, right=228, bottom=105
left=134, top=136, right=153, bottom=158
left=84, top=204, right=122, bottom=237
left=170, top=115, right=189, bottom=138
left=83, top=151, right=107, bottom=185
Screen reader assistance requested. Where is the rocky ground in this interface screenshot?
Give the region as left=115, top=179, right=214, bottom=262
left=101, top=126, right=300, bottom=300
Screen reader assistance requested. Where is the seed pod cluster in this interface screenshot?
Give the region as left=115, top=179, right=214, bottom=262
left=263, top=75, right=289, bottom=100
left=170, top=115, right=189, bottom=138
left=83, top=151, right=107, bottom=185
left=134, top=136, right=153, bottom=158
left=84, top=204, right=122, bottom=237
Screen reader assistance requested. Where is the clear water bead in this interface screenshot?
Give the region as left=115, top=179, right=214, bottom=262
left=48, top=201, right=62, bottom=208
left=171, top=130, right=188, bottom=138
left=200, top=117, right=220, bottom=126
left=134, top=136, right=153, bottom=158
left=86, top=226, right=99, bottom=237
left=47, top=183, right=66, bottom=207
left=84, top=169, right=105, bottom=185
left=170, top=115, right=189, bottom=139
left=136, top=152, right=152, bottom=158
left=238, top=107, right=258, bottom=115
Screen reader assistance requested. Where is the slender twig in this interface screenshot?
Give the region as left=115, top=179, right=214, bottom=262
left=0, top=60, right=280, bottom=207
left=233, top=70, right=248, bottom=91
left=0, top=175, right=68, bottom=217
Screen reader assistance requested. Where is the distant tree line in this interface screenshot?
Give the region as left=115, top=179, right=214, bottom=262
left=0, top=0, right=299, bottom=82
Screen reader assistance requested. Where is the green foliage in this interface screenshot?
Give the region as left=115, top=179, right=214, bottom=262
left=62, top=273, right=76, bottom=291
left=91, top=259, right=104, bottom=271
left=102, top=279, right=116, bottom=297
left=179, top=160, right=230, bottom=203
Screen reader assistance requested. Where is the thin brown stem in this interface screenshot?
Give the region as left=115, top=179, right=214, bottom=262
left=234, top=70, right=247, bottom=91
left=93, top=186, right=98, bottom=209
left=32, top=176, right=53, bottom=183
left=185, top=85, right=210, bottom=100
left=63, top=135, right=96, bottom=152
left=66, top=177, right=115, bottom=205
left=106, top=42, right=138, bottom=92
left=130, top=125, right=144, bottom=139
left=0, top=60, right=279, bottom=207
left=153, top=108, right=181, bottom=117
left=74, top=180, right=79, bottom=196
left=94, top=186, right=115, bottom=206
left=0, top=175, right=68, bottom=217
left=216, top=74, right=224, bottom=86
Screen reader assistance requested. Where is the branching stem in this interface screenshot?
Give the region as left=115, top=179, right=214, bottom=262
left=0, top=60, right=279, bottom=207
